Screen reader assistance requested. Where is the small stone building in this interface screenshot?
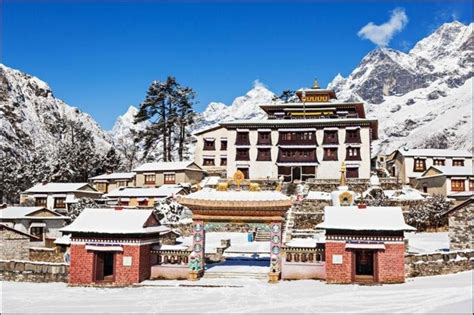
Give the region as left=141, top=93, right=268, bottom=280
left=317, top=205, right=415, bottom=284
left=0, top=206, right=70, bottom=248
left=0, top=224, right=38, bottom=260
left=61, top=208, right=170, bottom=286
left=444, top=197, right=473, bottom=251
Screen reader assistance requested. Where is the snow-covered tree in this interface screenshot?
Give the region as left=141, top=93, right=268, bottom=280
left=406, top=194, right=451, bottom=231
left=153, top=199, right=192, bottom=225
left=101, top=147, right=123, bottom=173
left=67, top=197, right=100, bottom=221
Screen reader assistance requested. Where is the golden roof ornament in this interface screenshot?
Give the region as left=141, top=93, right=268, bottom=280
left=313, top=79, right=320, bottom=89
left=339, top=162, right=347, bottom=187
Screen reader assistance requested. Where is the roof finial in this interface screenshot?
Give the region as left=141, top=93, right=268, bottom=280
left=339, top=162, right=347, bottom=187
left=313, top=78, right=320, bottom=89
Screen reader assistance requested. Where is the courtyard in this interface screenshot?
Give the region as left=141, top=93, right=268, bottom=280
left=1, top=271, right=472, bottom=313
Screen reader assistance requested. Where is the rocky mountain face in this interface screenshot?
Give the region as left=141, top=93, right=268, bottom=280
left=0, top=64, right=112, bottom=161
left=328, top=21, right=473, bottom=154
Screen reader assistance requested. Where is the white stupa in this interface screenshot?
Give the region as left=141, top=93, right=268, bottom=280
left=331, top=162, right=356, bottom=207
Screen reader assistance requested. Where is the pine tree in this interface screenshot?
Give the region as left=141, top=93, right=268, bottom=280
left=134, top=77, right=196, bottom=161
left=101, top=147, right=122, bottom=173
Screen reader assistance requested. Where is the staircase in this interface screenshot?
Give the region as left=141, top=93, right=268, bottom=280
left=202, top=271, right=268, bottom=280
left=254, top=229, right=271, bottom=242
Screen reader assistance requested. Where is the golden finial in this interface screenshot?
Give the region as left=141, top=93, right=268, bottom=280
left=313, top=79, right=320, bottom=89
left=339, top=162, right=347, bottom=187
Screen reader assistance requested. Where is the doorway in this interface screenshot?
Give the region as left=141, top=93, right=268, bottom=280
left=354, top=250, right=374, bottom=283
left=95, top=252, right=115, bottom=282
left=292, top=166, right=301, bottom=182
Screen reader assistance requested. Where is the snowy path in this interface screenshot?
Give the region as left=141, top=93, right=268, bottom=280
left=1, top=271, right=472, bottom=313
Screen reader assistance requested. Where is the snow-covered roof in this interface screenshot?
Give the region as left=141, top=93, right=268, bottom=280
left=60, top=208, right=170, bottom=235
left=181, top=189, right=290, bottom=202
left=398, top=149, right=472, bottom=158
left=0, top=207, right=69, bottom=220
left=199, top=176, right=221, bottom=187
left=54, top=234, right=71, bottom=245
left=305, top=191, right=332, bottom=201
left=366, top=187, right=426, bottom=201
left=0, top=223, right=40, bottom=239
left=133, top=161, right=202, bottom=172
left=421, top=166, right=473, bottom=177
left=316, top=206, right=415, bottom=231
left=285, top=238, right=318, bottom=248
left=23, top=183, right=100, bottom=194
left=105, top=185, right=185, bottom=198
left=89, top=172, right=136, bottom=180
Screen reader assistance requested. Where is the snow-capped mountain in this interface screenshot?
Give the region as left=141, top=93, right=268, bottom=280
left=192, top=80, right=275, bottom=132
left=0, top=64, right=113, bottom=160
left=328, top=21, right=473, bottom=154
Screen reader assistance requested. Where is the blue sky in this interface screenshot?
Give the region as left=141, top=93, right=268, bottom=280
left=2, top=1, right=472, bottom=129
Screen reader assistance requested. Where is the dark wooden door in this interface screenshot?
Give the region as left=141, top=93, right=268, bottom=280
left=95, top=253, right=105, bottom=281
left=355, top=250, right=374, bottom=276
left=292, top=166, right=301, bottom=182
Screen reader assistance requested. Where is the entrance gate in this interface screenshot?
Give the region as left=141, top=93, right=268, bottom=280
left=177, top=190, right=292, bottom=282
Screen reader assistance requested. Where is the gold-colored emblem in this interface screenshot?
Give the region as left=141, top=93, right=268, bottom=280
left=249, top=183, right=261, bottom=191
left=233, top=170, right=245, bottom=189
left=339, top=191, right=353, bottom=206
left=313, top=79, right=320, bottom=89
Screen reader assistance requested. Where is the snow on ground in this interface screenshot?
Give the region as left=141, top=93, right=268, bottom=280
left=179, top=232, right=270, bottom=254
left=405, top=232, right=450, bottom=253
left=1, top=271, right=472, bottom=313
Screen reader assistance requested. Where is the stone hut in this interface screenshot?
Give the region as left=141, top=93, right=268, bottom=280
left=444, top=197, right=473, bottom=251
left=0, top=224, right=39, bottom=260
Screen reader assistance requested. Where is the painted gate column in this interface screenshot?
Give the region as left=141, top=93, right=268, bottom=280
left=188, top=220, right=205, bottom=280
left=268, top=221, right=282, bottom=283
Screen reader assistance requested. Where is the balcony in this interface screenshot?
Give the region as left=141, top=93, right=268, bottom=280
left=278, top=131, right=317, bottom=146
left=277, top=149, right=318, bottom=163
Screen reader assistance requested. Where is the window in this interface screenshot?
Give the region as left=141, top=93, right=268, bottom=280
left=236, top=148, right=250, bottom=161
left=203, top=139, right=215, bottom=151
left=413, top=159, right=426, bottom=172
left=237, top=168, right=249, bottom=179
left=257, top=132, right=272, bottom=145
left=345, top=129, right=361, bottom=143
left=346, top=147, right=361, bottom=161
left=144, top=174, right=156, bottom=185
left=35, top=197, right=47, bottom=207
left=451, top=179, right=465, bottom=192
left=203, top=158, right=215, bottom=166
left=30, top=227, right=44, bottom=241
left=323, top=148, right=338, bottom=161
left=470, top=180, right=474, bottom=192
left=453, top=159, right=464, bottom=167
left=220, top=157, right=227, bottom=166
left=235, top=132, right=250, bottom=145
left=346, top=167, right=359, bottom=178
left=96, top=182, right=108, bottom=192
left=323, top=130, right=339, bottom=145
left=116, top=181, right=127, bottom=187
left=257, top=148, right=271, bottom=161
left=54, top=197, right=66, bottom=209
left=220, top=140, right=227, bottom=151
left=164, top=173, right=176, bottom=184
left=138, top=199, right=149, bottom=207
left=433, top=159, right=445, bottom=166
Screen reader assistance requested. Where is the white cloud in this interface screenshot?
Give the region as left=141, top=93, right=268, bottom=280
left=358, top=8, right=408, bottom=47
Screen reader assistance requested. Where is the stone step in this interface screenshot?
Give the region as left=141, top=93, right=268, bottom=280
left=203, top=272, right=268, bottom=280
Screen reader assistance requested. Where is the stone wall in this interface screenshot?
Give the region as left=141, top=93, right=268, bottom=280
left=0, top=260, right=69, bottom=282
left=405, top=250, right=473, bottom=278
left=30, top=247, right=65, bottom=263
left=305, top=178, right=399, bottom=193
left=0, top=229, right=30, bottom=261
left=448, top=203, right=473, bottom=251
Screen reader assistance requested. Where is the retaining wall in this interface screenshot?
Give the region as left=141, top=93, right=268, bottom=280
left=0, top=259, right=69, bottom=282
